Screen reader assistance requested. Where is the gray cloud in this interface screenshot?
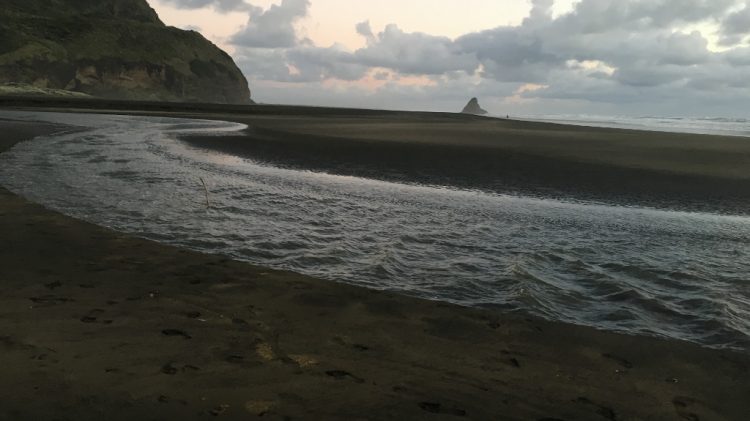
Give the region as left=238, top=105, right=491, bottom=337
left=235, top=44, right=368, bottom=83
left=723, top=5, right=750, bottom=34
left=725, top=46, right=750, bottom=65
left=352, top=25, right=478, bottom=75
left=247, top=74, right=519, bottom=112
left=231, top=0, right=310, bottom=48
left=720, top=5, right=750, bottom=45
left=159, top=0, right=251, bottom=12
left=373, top=70, right=390, bottom=81
left=355, top=20, right=375, bottom=42
left=548, top=0, right=736, bottom=34
left=525, top=0, right=555, bottom=24
left=181, top=24, right=202, bottom=32
left=287, top=45, right=369, bottom=81
left=230, top=0, right=749, bottom=115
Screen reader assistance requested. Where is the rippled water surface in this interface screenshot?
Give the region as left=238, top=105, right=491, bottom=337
left=1, top=111, right=749, bottom=350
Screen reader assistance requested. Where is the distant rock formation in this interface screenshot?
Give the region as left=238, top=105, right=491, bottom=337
left=0, top=0, right=252, bottom=104
left=461, top=98, right=488, bottom=115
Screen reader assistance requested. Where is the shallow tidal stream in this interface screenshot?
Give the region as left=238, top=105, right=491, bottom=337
left=1, top=111, right=749, bottom=350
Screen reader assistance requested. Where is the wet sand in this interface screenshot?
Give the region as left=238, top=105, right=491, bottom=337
left=182, top=114, right=750, bottom=215
left=4, top=96, right=750, bottom=213
left=1, top=103, right=750, bottom=420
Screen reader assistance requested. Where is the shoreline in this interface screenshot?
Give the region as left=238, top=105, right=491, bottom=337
left=511, top=115, right=750, bottom=138
left=180, top=114, right=750, bottom=216
left=3, top=97, right=749, bottom=215
left=1, top=109, right=749, bottom=419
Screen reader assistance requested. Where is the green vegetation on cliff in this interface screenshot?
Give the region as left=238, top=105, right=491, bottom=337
left=0, top=0, right=252, bottom=104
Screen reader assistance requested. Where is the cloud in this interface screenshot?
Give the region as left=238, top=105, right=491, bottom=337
left=725, top=46, right=750, bottom=65
left=235, top=44, right=368, bottom=83
left=230, top=0, right=310, bottom=49
left=355, top=20, right=375, bottom=44
left=158, top=0, right=251, bottom=12
left=723, top=5, right=750, bottom=34
left=719, top=5, right=750, bottom=45
left=525, top=0, right=555, bottom=24
left=352, top=25, right=478, bottom=75
left=247, top=73, right=519, bottom=112
left=230, top=0, right=750, bottom=115
left=550, top=0, right=736, bottom=33
left=286, top=45, right=369, bottom=81
left=180, top=24, right=203, bottom=32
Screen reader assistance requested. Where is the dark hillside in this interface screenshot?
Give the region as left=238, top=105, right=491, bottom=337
left=0, top=0, right=252, bottom=104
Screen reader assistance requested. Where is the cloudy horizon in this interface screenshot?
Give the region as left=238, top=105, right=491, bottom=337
left=150, top=0, right=750, bottom=117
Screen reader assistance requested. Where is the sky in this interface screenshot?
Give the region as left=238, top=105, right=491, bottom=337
left=149, top=0, right=750, bottom=116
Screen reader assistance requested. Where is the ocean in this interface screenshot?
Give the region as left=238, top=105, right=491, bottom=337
left=510, top=114, right=750, bottom=137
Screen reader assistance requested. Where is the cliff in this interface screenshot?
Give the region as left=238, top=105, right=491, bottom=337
left=461, top=97, right=488, bottom=115
left=0, top=0, right=252, bottom=104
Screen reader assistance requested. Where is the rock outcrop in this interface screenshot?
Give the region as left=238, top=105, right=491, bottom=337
left=461, top=98, right=488, bottom=115
left=0, top=0, right=252, bottom=104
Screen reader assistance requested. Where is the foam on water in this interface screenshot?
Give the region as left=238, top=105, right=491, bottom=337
left=509, top=114, right=750, bottom=137
left=1, top=111, right=749, bottom=350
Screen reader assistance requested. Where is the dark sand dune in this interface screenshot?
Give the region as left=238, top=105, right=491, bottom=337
left=1, top=102, right=749, bottom=420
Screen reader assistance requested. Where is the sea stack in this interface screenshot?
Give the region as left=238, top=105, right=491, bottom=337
left=461, top=97, right=488, bottom=115
left=0, top=0, right=252, bottom=104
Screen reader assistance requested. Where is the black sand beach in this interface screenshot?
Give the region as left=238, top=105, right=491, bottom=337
left=5, top=96, right=749, bottom=213
left=1, top=99, right=749, bottom=420
left=182, top=113, right=750, bottom=215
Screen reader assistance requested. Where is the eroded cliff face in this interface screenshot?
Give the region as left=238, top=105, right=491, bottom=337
left=0, top=0, right=252, bottom=104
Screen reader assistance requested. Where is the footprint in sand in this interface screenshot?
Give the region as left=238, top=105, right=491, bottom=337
left=29, top=296, right=74, bottom=307
left=44, top=281, right=62, bottom=290
left=602, top=353, right=633, bottom=369
left=160, top=363, right=200, bottom=375
left=161, top=363, right=178, bottom=375
left=80, top=309, right=110, bottom=324
left=209, top=404, right=229, bottom=416
left=573, top=397, right=617, bottom=420
left=226, top=355, right=245, bottom=364
left=326, top=370, right=365, bottom=384
left=231, top=318, right=252, bottom=331
left=418, top=402, right=467, bottom=417
left=161, top=329, right=192, bottom=339
left=672, top=397, right=702, bottom=421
